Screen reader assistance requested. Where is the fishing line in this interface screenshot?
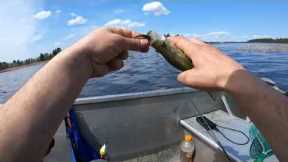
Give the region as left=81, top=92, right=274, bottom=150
left=196, top=116, right=250, bottom=145
left=205, top=92, right=250, bottom=145
left=216, top=125, right=250, bottom=145
left=187, top=97, right=233, bottom=162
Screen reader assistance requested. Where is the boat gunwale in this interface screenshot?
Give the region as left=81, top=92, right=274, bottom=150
left=74, top=87, right=197, bottom=105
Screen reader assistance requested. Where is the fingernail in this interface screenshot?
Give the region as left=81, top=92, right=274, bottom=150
left=177, top=73, right=184, bottom=82
left=140, top=39, right=149, bottom=52
left=140, top=38, right=149, bottom=45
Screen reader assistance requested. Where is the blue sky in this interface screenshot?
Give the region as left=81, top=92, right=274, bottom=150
left=1, top=0, right=288, bottom=62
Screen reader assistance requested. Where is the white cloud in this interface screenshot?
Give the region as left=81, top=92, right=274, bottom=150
left=114, top=9, right=125, bottom=14
left=70, top=12, right=77, bottom=17
left=203, top=31, right=230, bottom=37
left=64, top=33, right=76, bottom=41
left=67, top=16, right=87, bottom=26
left=104, top=19, right=145, bottom=29
left=142, top=1, right=170, bottom=16
left=54, top=25, right=99, bottom=49
left=0, top=0, right=42, bottom=61
left=54, top=41, right=62, bottom=47
left=191, top=31, right=232, bottom=42
left=33, top=10, right=51, bottom=20
left=252, top=34, right=272, bottom=39
left=55, top=10, right=62, bottom=14
left=31, top=33, right=43, bottom=42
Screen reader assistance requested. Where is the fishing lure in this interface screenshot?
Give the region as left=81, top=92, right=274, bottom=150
left=136, top=31, right=193, bottom=71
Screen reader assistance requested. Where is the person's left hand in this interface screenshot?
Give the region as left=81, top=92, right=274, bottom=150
left=72, top=27, right=150, bottom=77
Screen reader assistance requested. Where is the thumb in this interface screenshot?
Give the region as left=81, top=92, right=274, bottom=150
left=178, top=69, right=215, bottom=89
left=122, top=37, right=150, bottom=52
left=177, top=69, right=201, bottom=86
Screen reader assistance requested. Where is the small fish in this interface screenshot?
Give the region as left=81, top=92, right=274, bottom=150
left=136, top=31, right=193, bottom=71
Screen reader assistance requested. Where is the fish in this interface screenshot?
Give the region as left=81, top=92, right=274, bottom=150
left=136, top=31, right=193, bottom=71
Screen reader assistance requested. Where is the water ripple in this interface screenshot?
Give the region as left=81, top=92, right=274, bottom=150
left=0, top=43, right=287, bottom=103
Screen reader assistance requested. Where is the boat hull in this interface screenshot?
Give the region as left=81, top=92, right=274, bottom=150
left=72, top=88, right=225, bottom=161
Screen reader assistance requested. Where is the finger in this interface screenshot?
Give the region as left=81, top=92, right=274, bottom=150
left=120, top=37, right=150, bottom=52
left=177, top=69, right=204, bottom=87
left=118, top=50, right=129, bottom=60
left=107, top=59, right=124, bottom=71
left=177, top=70, right=195, bottom=85
left=91, top=64, right=109, bottom=78
left=168, top=36, right=200, bottom=58
left=177, top=70, right=218, bottom=90
left=108, top=28, right=139, bottom=38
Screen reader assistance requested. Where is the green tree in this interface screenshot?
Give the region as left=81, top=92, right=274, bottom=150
left=52, top=48, right=62, bottom=56
left=0, top=62, right=9, bottom=70
left=39, top=53, right=45, bottom=61
left=1, top=46, right=63, bottom=71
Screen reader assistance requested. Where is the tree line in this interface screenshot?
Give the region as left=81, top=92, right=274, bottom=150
left=248, top=38, right=288, bottom=43
left=0, top=48, right=62, bottom=71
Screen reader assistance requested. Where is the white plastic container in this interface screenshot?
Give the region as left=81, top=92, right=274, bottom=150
left=180, top=134, right=195, bottom=162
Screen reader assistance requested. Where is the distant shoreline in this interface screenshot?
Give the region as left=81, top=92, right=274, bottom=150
left=248, top=38, right=288, bottom=44
left=0, top=61, right=47, bottom=74
left=0, top=47, right=62, bottom=74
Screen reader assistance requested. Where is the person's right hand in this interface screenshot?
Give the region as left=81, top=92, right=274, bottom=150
left=70, top=27, right=149, bottom=77
left=168, top=36, right=245, bottom=90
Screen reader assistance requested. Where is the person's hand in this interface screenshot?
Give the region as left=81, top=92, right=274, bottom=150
left=72, top=27, right=149, bottom=77
left=168, top=36, right=245, bottom=90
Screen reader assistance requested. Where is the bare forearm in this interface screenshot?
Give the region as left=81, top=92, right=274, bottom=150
left=0, top=46, right=91, bottom=161
left=226, top=70, right=288, bottom=161
left=0, top=27, right=149, bottom=162
left=168, top=36, right=288, bottom=161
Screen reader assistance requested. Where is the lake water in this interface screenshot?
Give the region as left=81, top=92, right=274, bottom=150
left=0, top=43, right=288, bottom=103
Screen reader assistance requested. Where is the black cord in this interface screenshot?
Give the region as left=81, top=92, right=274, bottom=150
left=196, top=115, right=250, bottom=145
left=216, top=125, right=250, bottom=145
left=198, top=116, right=233, bottom=162
left=204, top=126, right=233, bottom=162
left=189, top=98, right=233, bottom=162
